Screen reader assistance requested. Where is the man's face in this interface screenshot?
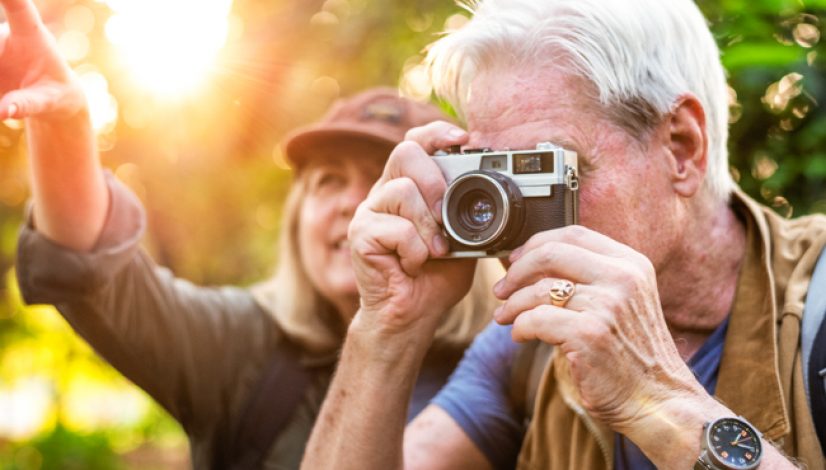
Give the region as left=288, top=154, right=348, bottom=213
left=463, top=66, right=683, bottom=269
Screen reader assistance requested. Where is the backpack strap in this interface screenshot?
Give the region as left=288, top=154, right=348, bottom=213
left=223, top=337, right=313, bottom=470
left=803, top=246, right=826, bottom=455
left=509, top=340, right=554, bottom=427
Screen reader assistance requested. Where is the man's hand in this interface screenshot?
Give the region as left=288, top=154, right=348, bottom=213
left=494, top=225, right=801, bottom=468
left=348, top=121, right=476, bottom=355
left=493, top=225, right=703, bottom=430
left=303, top=122, right=478, bottom=470
left=0, top=0, right=86, bottom=121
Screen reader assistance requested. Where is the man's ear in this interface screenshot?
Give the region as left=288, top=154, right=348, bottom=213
left=666, top=94, right=707, bottom=197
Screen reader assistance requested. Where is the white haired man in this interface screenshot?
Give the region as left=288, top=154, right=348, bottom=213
left=303, top=1, right=826, bottom=469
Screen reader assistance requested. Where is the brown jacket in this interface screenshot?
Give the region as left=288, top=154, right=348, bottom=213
left=516, top=191, right=826, bottom=470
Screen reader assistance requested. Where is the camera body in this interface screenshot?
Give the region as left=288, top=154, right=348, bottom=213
left=432, top=142, right=579, bottom=258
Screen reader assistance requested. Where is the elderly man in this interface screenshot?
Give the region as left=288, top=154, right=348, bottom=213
left=303, top=0, right=826, bottom=469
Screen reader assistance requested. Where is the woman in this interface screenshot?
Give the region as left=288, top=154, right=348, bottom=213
left=254, top=88, right=495, bottom=362
left=4, top=0, right=500, bottom=467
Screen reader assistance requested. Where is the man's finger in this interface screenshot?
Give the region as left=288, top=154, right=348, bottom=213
left=494, top=278, right=599, bottom=325
left=404, top=120, right=468, bottom=155
left=350, top=211, right=430, bottom=277
left=495, top=241, right=613, bottom=298
left=510, top=304, right=585, bottom=344
left=367, top=176, right=448, bottom=257
left=0, top=0, right=42, bottom=34
left=509, top=225, right=632, bottom=264
left=378, top=141, right=448, bottom=224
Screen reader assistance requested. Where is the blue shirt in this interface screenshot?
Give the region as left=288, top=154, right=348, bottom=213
left=432, top=318, right=730, bottom=470
left=431, top=321, right=523, bottom=470
left=614, top=317, right=729, bottom=469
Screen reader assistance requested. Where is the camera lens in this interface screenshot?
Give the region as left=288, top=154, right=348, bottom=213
left=460, top=191, right=496, bottom=230
left=442, top=170, right=524, bottom=250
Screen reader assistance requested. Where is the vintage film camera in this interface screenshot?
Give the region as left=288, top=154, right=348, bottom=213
left=432, top=142, right=579, bottom=258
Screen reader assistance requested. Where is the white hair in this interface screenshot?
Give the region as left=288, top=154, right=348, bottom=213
left=426, top=0, right=735, bottom=202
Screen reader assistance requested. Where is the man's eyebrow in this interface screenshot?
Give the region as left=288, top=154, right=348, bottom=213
left=542, top=136, right=581, bottom=154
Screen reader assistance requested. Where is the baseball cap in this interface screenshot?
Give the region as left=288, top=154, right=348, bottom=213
left=283, top=87, right=449, bottom=170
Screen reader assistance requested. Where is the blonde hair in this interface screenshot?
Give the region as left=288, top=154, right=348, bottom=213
left=251, top=169, right=501, bottom=356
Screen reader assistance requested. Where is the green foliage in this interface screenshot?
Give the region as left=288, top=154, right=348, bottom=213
left=0, top=0, right=823, bottom=467
left=1, top=425, right=121, bottom=470
left=699, top=1, right=826, bottom=216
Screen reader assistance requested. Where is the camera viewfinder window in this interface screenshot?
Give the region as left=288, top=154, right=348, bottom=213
left=513, top=152, right=554, bottom=174
left=481, top=154, right=507, bottom=171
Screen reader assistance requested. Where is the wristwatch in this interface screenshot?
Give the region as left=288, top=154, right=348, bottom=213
left=694, top=416, right=763, bottom=470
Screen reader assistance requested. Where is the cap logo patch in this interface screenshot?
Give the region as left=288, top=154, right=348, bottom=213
left=363, top=102, right=403, bottom=124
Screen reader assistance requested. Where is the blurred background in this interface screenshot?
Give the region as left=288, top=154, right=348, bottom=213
left=0, top=0, right=823, bottom=468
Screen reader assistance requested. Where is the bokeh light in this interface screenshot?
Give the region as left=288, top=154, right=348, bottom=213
left=794, top=22, right=821, bottom=47
left=104, top=0, right=233, bottom=98
left=727, top=85, right=743, bottom=124
left=444, top=13, right=469, bottom=32
left=76, top=67, right=118, bottom=134
left=310, top=11, right=339, bottom=26
left=400, top=58, right=432, bottom=101
left=271, top=144, right=290, bottom=170
left=793, top=13, right=821, bottom=48
left=0, top=378, right=52, bottom=439
left=0, top=1, right=823, bottom=468
left=752, top=153, right=779, bottom=180
left=63, top=5, right=96, bottom=34
left=63, top=379, right=150, bottom=431
left=311, top=76, right=341, bottom=101
left=57, top=30, right=90, bottom=63
left=762, top=72, right=804, bottom=113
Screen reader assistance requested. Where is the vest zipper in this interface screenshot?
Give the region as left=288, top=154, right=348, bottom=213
left=559, top=388, right=614, bottom=470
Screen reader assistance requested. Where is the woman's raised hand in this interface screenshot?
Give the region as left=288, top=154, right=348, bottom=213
left=0, top=0, right=87, bottom=121
left=1, top=0, right=105, bottom=252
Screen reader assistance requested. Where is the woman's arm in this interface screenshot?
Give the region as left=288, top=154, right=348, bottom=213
left=1, top=0, right=107, bottom=250
left=16, top=173, right=280, bottom=434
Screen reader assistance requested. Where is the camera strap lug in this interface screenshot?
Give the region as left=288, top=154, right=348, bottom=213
left=565, top=166, right=579, bottom=191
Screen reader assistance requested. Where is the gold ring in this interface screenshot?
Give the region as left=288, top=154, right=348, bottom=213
left=549, top=279, right=576, bottom=308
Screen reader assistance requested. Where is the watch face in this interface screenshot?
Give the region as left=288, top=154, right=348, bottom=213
left=708, top=418, right=762, bottom=469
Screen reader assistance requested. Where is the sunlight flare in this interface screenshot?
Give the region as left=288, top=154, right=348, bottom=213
left=104, top=0, right=233, bottom=98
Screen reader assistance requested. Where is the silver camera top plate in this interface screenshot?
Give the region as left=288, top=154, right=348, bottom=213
left=431, top=142, right=578, bottom=198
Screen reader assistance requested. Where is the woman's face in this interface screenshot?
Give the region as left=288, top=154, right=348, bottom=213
left=298, top=141, right=387, bottom=318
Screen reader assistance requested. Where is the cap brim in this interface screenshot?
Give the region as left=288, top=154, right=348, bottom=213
left=284, top=123, right=399, bottom=169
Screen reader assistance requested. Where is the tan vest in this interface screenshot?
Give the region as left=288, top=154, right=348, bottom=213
left=516, top=191, right=826, bottom=470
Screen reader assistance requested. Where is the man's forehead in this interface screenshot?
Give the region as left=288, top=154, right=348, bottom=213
left=466, top=121, right=582, bottom=155
left=462, top=67, right=596, bottom=154
left=464, top=103, right=591, bottom=157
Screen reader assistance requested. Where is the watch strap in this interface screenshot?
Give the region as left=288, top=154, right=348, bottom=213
left=694, top=453, right=715, bottom=470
